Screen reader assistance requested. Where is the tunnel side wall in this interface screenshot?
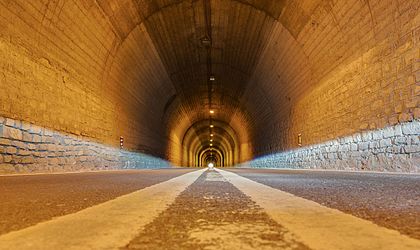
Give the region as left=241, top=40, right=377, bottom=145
left=0, top=1, right=174, bottom=174
left=244, top=1, right=419, bottom=172
left=237, top=120, right=419, bottom=173
left=0, top=117, right=170, bottom=174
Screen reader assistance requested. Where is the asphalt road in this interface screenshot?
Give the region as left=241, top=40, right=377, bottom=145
left=226, top=168, right=420, bottom=240
left=0, top=168, right=196, bottom=235
left=124, top=170, right=309, bottom=249
left=0, top=168, right=419, bottom=249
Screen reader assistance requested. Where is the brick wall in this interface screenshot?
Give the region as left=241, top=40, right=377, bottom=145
left=0, top=1, right=418, bottom=173
left=243, top=0, right=420, bottom=173
left=0, top=1, right=174, bottom=173
left=0, top=117, right=170, bottom=174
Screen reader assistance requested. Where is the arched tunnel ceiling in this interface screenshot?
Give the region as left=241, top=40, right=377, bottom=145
left=97, top=0, right=292, bottom=115
left=95, top=0, right=306, bottom=161
left=94, top=0, right=419, bottom=165
left=0, top=0, right=417, bottom=171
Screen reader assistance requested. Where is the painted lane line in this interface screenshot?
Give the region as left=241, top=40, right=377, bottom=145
left=0, top=169, right=206, bottom=250
left=217, top=168, right=420, bottom=250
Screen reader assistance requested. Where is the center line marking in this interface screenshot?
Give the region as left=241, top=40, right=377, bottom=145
left=0, top=169, right=205, bottom=250
left=217, top=168, right=420, bottom=250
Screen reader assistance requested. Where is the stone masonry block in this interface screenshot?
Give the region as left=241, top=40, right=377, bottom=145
left=410, top=136, right=419, bottom=145
left=33, top=134, right=42, bottom=143
left=3, top=155, right=12, bottom=163
left=21, top=156, right=35, bottom=164
left=4, top=119, right=14, bottom=127
left=0, top=164, right=16, bottom=174
left=12, top=141, right=26, bottom=149
left=402, top=122, right=420, bottom=135
left=0, top=139, right=11, bottom=146
left=6, top=147, right=17, bottom=154
left=1, top=126, right=23, bottom=140
left=404, top=145, right=419, bottom=153
left=29, top=125, right=43, bottom=135
left=382, top=127, right=395, bottom=138
left=18, top=149, right=32, bottom=156
left=394, top=136, right=408, bottom=144
left=22, top=132, right=33, bottom=142
left=22, top=123, right=31, bottom=131
left=379, top=139, right=392, bottom=148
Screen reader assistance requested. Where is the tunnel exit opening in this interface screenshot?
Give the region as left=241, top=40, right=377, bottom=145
left=199, top=147, right=223, bottom=167
left=177, top=119, right=248, bottom=167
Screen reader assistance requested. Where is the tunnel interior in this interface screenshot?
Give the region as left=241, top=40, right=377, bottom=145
left=0, top=0, right=419, bottom=173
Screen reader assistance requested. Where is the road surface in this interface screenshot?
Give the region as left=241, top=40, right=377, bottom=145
left=0, top=168, right=419, bottom=249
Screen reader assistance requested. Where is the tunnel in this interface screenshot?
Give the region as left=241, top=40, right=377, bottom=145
left=0, top=0, right=418, bottom=173
left=0, top=1, right=420, bottom=249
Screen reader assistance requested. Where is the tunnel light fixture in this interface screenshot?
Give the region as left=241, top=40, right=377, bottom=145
left=210, top=134, right=214, bottom=137
left=209, top=110, right=215, bottom=114
left=210, top=124, right=214, bottom=128
left=210, top=144, right=213, bottom=146
left=120, top=136, right=124, bottom=149
left=210, top=139, right=213, bottom=142
left=201, top=36, right=211, bottom=47
left=209, top=75, right=216, bottom=81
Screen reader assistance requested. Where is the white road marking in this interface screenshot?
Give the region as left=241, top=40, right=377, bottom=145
left=217, top=168, right=420, bottom=250
left=0, top=169, right=205, bottom=250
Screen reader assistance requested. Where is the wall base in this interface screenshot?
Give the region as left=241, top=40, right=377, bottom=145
left=237, top=120, right=420, bottom=173
left=0, top=117, right=171, bottom=174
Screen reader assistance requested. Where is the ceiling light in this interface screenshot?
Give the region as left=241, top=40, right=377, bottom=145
left=201, top=37, right=211, bottom=47
left=210, top=134, right=214, bottom=137
left=210, top=125, right=214, bottom=128
left=209, top=110, right=214, bottom=114
left=209, top=76, right=216, bottom=81
left=210, top=139, right=213, bottom=142
left=210, top=144, right=213, bottom=146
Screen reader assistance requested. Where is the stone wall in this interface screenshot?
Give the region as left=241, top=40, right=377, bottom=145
left=237, top=120, right=420, bottom=173
left=0, top=117, right=170, bottom=174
